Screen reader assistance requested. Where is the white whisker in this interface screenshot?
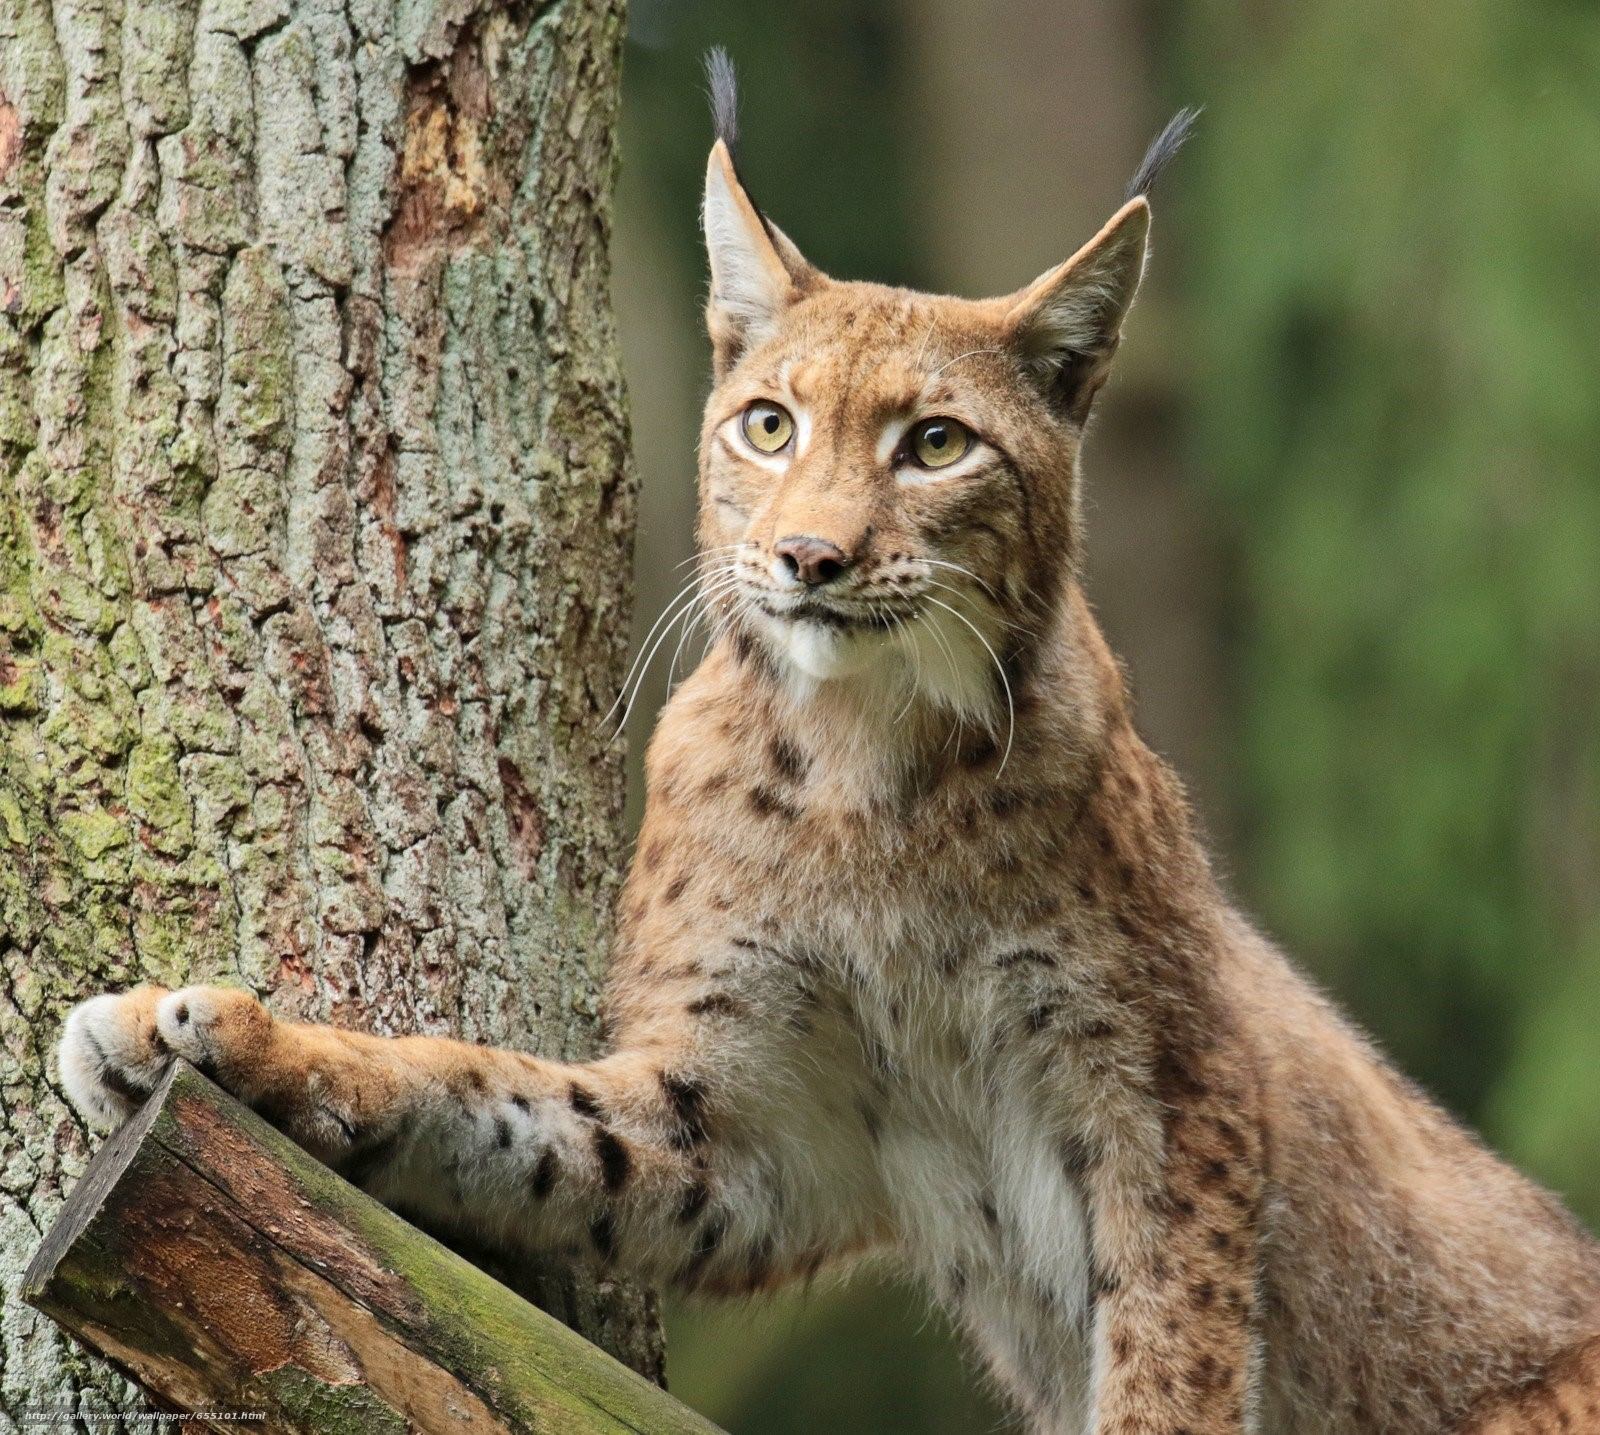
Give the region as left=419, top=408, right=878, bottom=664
left=892, top=608, right=922, bottom=724
left=665, top=570, right=742, bottom=693
left=610, top=570, right=743, bottom=738
left=605, top=574, right=714, bottom=727
left=918, top=557, right=1002, bottom=605
left=924, top=595, right=1015, bottom=775
left=922, top=576, right=1030, bottom=636
left=913, top=601, right=969, bottom=754
left=673, top=542, right=752, bottom=572
left=929, top=346, right=1003, bottom=382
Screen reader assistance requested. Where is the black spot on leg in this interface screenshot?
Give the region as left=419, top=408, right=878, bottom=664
left=494, top=1117, right=513, bottom=1150
left=660, top=1071, right=709, bottom=1148
left=568, top=1082, right=601, bottom=1120
left=699, top=771, right=733, bottom=800
left=592, top=1126, right=631, bottom=1192
left=99, top=1061, right=147, bottom=1103
left=174, top=1002, right=190, bottom=1025
left=531, top=1147, right=560, bottom=1199
left=510, top=1094, right=530, bottom=1113
left=994, top=948, right=1057, bottom=970
left=590, top=1210, right=617, bottom=1262
left=687, top=993, right=746, bottom=1019
left=664, top=873, right=690, bottom=903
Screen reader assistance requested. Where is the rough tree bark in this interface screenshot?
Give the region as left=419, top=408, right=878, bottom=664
left=0, top=0, right=659, bottom=1421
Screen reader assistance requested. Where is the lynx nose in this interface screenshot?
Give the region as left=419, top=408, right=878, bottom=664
left=774, top=535, right=851, bottom=587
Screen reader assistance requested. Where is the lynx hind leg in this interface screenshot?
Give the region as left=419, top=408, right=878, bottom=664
left=60, top=984, right=275, bottom=1130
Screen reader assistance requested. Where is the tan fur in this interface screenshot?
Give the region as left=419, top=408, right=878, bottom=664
left=61, top=134, right=1600, bottom=1434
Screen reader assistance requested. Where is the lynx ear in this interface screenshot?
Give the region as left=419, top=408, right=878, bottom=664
left=701, top=50, right=813, bottom=375
left=1003, top=197, right=1150, bottom=422
left=703, top=141, right=811, bottom=374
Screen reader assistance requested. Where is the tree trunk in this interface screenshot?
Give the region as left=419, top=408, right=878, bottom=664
left=0, top=0, right=660, bottom=1420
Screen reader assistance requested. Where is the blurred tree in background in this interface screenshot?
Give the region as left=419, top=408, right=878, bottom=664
left=612, top=1, right=1600, bottom=1428
left=1168, top=0, right=1600, bottom=1210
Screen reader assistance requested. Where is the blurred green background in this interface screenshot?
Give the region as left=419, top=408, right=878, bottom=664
left=609, top=2, right=1600, bottom=1429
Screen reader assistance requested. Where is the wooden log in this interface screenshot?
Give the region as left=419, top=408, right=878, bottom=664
left=22, top=1062, right=721, bottom=1434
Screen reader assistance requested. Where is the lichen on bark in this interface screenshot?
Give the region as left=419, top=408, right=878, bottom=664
left=0, top=0, right=653, bottom=1420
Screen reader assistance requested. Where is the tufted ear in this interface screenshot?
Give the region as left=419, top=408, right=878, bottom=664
left=703, top=142, right=810, bottom=374
left=701, top=48, right=815, bottom=376
left=1003, top=197, right=1150, bottom=423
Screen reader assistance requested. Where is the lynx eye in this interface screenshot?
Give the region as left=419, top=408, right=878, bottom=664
left=741, top=401, right=795, bottom=454
left=908, top=417, right=971, bottom=470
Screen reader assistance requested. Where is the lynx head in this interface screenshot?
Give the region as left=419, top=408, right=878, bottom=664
left=694, top=51, right=1193, bottom=736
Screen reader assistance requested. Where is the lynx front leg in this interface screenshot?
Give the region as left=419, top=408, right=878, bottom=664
left=59, top=951, right=886, bottom=1294
left=1084, top=1083, right=1265, bottom=1434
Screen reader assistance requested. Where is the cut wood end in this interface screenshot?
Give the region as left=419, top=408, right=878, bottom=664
left=24, top=1061, right=185, bottom=1305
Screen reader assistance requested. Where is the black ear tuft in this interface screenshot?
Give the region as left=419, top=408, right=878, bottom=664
left=705, top=47, right=739, bottom=160
left=1124, top=107, right=1200, bottom=202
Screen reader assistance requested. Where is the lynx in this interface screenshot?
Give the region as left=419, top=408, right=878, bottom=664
left=59, top=57, right=1600, bottom=1434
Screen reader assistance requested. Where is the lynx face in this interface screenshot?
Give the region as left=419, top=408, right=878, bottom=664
left=695, top=140, right=1151, bottom=724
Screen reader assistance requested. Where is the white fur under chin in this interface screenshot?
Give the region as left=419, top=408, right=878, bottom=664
left=775, top=619, right=881, bottom=681
left=757, top=603, right=1004, bottom=736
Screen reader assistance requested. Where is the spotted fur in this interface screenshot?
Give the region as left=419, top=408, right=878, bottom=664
left=60, top=93, right=1600, bottom=1435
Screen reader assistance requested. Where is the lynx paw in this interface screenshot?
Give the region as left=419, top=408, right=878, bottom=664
left=60, top=985, right=271, bottom=1131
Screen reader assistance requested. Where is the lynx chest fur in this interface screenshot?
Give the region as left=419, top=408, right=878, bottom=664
left=610, top=631, right=1254, bottom=1428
